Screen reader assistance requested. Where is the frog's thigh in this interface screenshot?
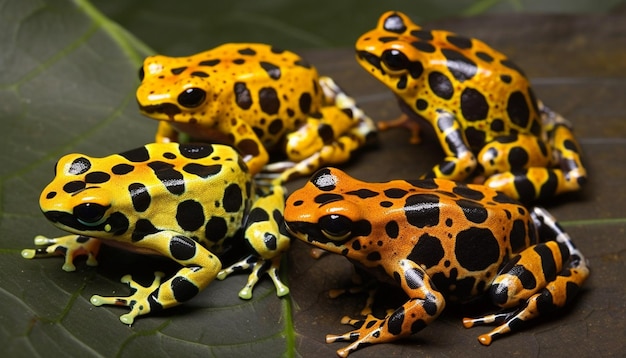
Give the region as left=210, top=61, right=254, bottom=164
left=478, top=134, right=552, bottom=176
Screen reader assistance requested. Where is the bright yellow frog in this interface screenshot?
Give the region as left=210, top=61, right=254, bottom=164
left=356, top=11, right=586, bottom=202
left=22, top=143, right=290, bottom=324
left=284, top=167, right=589, bottom=357
left=137, top=43, right=376, bottom=183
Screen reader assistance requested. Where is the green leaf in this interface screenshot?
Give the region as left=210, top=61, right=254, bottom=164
left=0, top=0, right=294, bottom=356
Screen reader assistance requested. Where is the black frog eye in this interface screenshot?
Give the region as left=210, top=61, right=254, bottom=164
left=381, top=49, right=409, bottom=71
left=319, top=214, right=352, bottom=241
left=74, top=203, right=108, bottom=225
left=138, top=66, right=145, bottom=81
left=178, top=87, right=206, bottom=108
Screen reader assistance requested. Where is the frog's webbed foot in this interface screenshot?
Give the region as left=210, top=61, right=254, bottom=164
left=91, top=272, right=164, bottom=325
left=217, top=254, right=289, bottom=299
left=377, top=113, right=421, bottom=144
left=21, top=234, right=100, bottom=271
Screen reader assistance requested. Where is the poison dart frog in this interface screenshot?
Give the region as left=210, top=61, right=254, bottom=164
left=356, top=11, right=586, bottom=202
left=136, top=43, right=376, bottom=183
left=22, top=143, right=290, bottom=324
left=284, top=167, right=589, bottom=357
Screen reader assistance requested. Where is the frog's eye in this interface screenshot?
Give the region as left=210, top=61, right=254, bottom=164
left=319, top=214, right=352, bottom=241
left=74, top=203, right=108, bottom=226
left=178, top=87, right=206, bottom=108
left=381, top=49, right=409, bottom=72
left=138, top=66, right=145, bottom=81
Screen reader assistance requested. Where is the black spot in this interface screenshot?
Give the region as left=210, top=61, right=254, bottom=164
left=457, top=199, right=488, bottom=224
left=259, top=87, right=280, bottom=115
left=387, top=307, right=405, bottom=336
left=68, top=157, right=91, bottom=175
left=385, top=221, right=399, bottom=238
left=378, top=36, right=398, bottom=43
left=445, top=218, right=453, bottom=227
left=171, top=66, right=187, bottom=75
left=383, top=13, right=406, bottom=33
left=179, top=144, right=214, bottom=159
left=163, top=152, right=177, bottom=159
left=310, top=168, right=336, bottom=191
left=428, top=72, right=454, bottom=99
left=171, top=276, right=199, bottom=302
left=416, top=99, right=428, bottom=111
left=233, top=58, right=245, bottom=65
left=410, top=30, right=433, bottom=41
left=191, top=71, right=209, bottom=78
left=238, top=47, right=256, bottom=55
left=85, top=171, right=111, bottom=184
left=452, top=185, right=485, bottom=200
left=455, top=227, right=500, bottom=271
left=299, top=93, right=312, bottom=113
left=384, top=188, right=408, bottom=198
left=247, top=207, right=270, bottom=225
left=112, top=163, right=134, bottom=175
left=500, top=74, right=512, bottom=84
left=346, top=188, right=379, bottom=198
left=538, top=171, right=559, bottom=200
left=128, top=182, right=151, bottom=212
left=408, top=233, right=444, bottom=268
left=535, top=243, right=559, bottom=282
left=183, top=163, right=222, bottom=179
left=441, top=49, right=477, bottom=82
left=292, top=200, right=304, bottom=206
left=205, top=216, right=229, bottom=242
left=63, top=181, right=85, bottom=193
left=513, top=175, right=536, bottom=201
left=508, top=147, right=529, bottom=169
left=294, top=59, right=311, bottom=69
left=411, top=41, right=436, bottom=53
left=396, top=75, right=407, bottom=90
left=501, top=59, right=526, bottom=77
left=176, top=200, right=205, bottom=231
left=314, top=193, right=343, bottom=204
left=170, top=235, right=197, bottom=261
left=493, top=191, right=520, bottom=204
left=490, top=119, right=505, bottom=132
left=132, top=218, right=160, bottom=242
left=263, top=233, right=278, bottom=250
left=318, top=124, right=334, bottom=145
left=411, top=319, right=427, bottom=333
left=260, top=61, right=281, bottom=80
left=268, top=119, right=283, bottom=135
left=199, top=59, right=220, bottom=66
left=380, top=201, right=393, bottom=207
left=404, top=194, right=440, bottom=228
left=460, top=87, right=489, bottom=121
left=119, top=146, right=150, bottom=162
left=351, top=240, right=361, bottom=250
left=147, top=161, right=185, bottom=195
left=223, top=183, right=243, bottom=212
left=404, top=268, right=425, bottom=289
left=507, top=91, right=531, bottom=128
left=446, top=35, right=472, bottom=49
left=366, top=251, right=381, bottom=261
left=405, top=179, right=439, bottom=190
left=46, top=191, right=57, bottom=199
left=476, top=51, right=494, bottom=62
left=234, top=82, right=253, bottom=110
left=464, top=127, right=487, bottom=150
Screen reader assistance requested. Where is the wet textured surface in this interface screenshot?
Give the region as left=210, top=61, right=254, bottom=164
left=286, top=13, right=626, bottom=357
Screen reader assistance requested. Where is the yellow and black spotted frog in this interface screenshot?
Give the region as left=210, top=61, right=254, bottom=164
left=356, top=11, right=586, bottom=202
left=136, top=43, right=376, bottom=183
left=22, top=143, right=290, bottom=324
left=284, top=167, right=589, bottom=357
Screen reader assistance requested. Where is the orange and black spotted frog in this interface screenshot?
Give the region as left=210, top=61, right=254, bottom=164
left=356, top=11, right=586, bottom=202
left=284, top=167, right=589, bottom=357
left=137, top=43, right=376, bottom=183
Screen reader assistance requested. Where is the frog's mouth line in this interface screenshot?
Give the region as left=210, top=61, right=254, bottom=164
left=356, top=50, right=383, bottom=73
left=139, top=103, right=182, bottom=119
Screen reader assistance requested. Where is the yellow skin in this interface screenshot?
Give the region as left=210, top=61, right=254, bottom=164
left=137, top=43, right=376, bottom=183
left=22, top=143, right=290, bottom=324
left=355, top=11, right=586, bottom=202
left=284, top=167, right=589, bottom=357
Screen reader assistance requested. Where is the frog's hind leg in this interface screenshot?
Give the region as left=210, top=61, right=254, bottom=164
left=478, top=105, right=586, bottom=202
left=21, top=234, right=100, bottom=272
left=463, top=207, right=589, bottom=345
left=217, top=184, right=291, bottom=299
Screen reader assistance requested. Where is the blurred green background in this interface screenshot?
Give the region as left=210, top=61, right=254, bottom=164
left=94, top=0, right=626, bottom=55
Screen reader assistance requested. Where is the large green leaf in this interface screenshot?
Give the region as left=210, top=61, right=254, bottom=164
left=0, top=1, right=293, bottom=356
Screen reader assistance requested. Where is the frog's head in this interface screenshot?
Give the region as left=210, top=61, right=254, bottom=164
left=39, top=154, right=130, bottom=238
left=356, top=11, right=428, bottom=98
left=136, top=54, right=214, bottom=124
left=284, top=168, right=372, bottom=258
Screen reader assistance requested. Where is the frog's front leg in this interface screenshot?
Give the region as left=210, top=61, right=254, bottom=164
left=217, top=185, right=290, bottom=299
left=463, top=207, right=589, bottom=345
left=90, top=231, right=221, bottom=324
left=21, top=234, right=100, bottom=271
left=422, top=110, right=476, bottom=181
left=328, top=259, right=445, bottom=358
left=155, top=121, right=180, bottom=143
left=221, top=117, right=269, bottom=176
